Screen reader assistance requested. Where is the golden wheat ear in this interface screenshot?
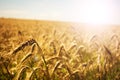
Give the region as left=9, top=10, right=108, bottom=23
left=20, top=43, right=36, bottom=64
left=58, top=45, right=69, bottom=58
left=57, top=45, right=64, bottom=57
left=103, top=45, right=113, bottom=60
left=49, top=41, right=57, bottom=54
left=10, top=39, right=36, bottom=55
left=68, top=44, right=77, bottom=51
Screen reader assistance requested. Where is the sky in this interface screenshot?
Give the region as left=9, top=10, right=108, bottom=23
left=0, top=0, right=120, bottom=25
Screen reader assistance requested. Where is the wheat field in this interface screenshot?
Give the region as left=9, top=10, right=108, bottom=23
left=0, top=18, right=120, bottom=80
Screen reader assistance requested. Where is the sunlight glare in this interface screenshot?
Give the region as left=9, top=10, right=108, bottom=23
left=84, top=24, right=109, bottom=35
left=75, top=0, right=115, bottom=25
left=72, top=0, right=115, bottom=34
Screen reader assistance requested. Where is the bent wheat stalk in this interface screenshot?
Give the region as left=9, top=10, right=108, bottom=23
left=47, top=56, right=67, bottom=64
left=20, top=53, right=33, bottom=64
left=34, top=39, right=50, bottom=80
left=16, top=66, right=30, bottom=80
left=29, top=67, right=45, bottom=80
left=9, top=38, right=50, bottom=79
left=103, top=45, right=113, bottom=60
left=51, top=61, right=62, bottom=78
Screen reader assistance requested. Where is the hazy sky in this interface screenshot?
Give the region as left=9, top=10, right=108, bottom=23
left=0, top=0, right=120, bottom=24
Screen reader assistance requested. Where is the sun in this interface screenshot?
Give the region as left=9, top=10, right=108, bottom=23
left=71, top=0, right=116, bottom=26
left=72, top=0, right=114, bottom=34
left=80, top=1, right=111, bottom=25
left=82, top=5, right=108, bottom=25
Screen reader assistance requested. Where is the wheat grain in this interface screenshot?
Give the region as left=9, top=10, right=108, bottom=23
left=11, top=39, right=36, bottom=55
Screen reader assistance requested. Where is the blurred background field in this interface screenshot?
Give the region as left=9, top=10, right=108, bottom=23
left=0, top=18, right=120, bottom=80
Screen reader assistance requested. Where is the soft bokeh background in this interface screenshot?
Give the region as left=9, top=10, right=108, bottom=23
left=0, top=0, right=120, bottom=24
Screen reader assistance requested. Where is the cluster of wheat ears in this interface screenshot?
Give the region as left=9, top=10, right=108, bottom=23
left=0, top=18, right=119, bottom=80
left=0, top=33, right=120, bottom=80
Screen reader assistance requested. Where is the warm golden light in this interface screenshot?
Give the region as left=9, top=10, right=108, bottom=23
left=81, top=4, right=109, bottom=25
left=84, top=24, right=109, bottom=35
left=72, top=0, right=116, bottom=25
left=71, top=0, right=115, bottom=34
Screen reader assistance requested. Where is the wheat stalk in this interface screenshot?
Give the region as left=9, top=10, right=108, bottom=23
left=15, top=66, right=30, bottom=80
left=20, top=53, right=33, bottom=64
left=68, top=44, right=77, bottom=52
left=103, top=45, right=113, bottom=60
left=34, top=40, right=51, bottom=80
left=29, top=67, right=44, bottom=80
left=57, top=45, right=70, bottom=59
left=31, top=43, right=36, bottom=53
left=47, top=56, right=66, bottom=64
left=51, top=61, right=62, bottom=78
left=62, top=63, right=72, bottom=76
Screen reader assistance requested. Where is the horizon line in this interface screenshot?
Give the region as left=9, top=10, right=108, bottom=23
left=0, top=17, right=120, bottom=26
